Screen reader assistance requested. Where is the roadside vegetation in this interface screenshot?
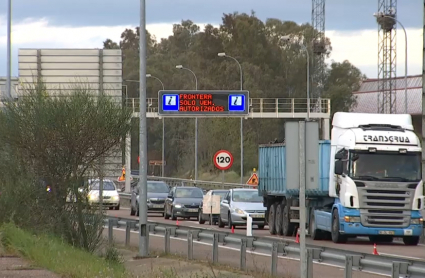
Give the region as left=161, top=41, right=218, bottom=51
left=0, top=223, right=132, bottom=278
left=0, top=80, right=132, bottom=277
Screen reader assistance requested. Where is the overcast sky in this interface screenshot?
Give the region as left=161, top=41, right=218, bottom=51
left=0, top=0, right=422, bottom=79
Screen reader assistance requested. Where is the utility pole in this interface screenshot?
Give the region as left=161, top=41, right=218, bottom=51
left=138, top=0, right=149, bottom=257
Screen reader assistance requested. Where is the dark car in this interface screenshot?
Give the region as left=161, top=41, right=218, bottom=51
left=198, top=189, right=229, bottom=225
left=130, top=180, right=170, bottom=216
left=164, top=186, right=204, bottom=220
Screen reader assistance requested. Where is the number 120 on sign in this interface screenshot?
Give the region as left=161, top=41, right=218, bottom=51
left=213, top=150, right=234, bottom=171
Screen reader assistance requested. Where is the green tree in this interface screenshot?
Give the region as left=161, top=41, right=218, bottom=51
left=103, top=11, right=365, bottom=179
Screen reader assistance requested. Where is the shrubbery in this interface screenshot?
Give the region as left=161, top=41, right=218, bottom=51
left=0, top=81, right=132, bottom=252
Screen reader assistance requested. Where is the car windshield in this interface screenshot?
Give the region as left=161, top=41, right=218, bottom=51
left=211, top=191, right=228, bottom=199
left=90, top=181, right=116, bottom=191
left=175, top=188, right=203, bottom=198
left=349, top=151, right=421, bottom=182
left=232, top=190, right=262, bottom=203
left=147, top=182, right=169, bottom=193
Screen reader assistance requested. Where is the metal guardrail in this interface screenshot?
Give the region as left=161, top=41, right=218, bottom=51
left=119, top=175, right=255, bottom=198
left=105, top=216, right=425, bottom=278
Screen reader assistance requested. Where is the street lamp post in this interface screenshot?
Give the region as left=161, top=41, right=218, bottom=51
left=6, top=0, right=12, bottom=99
left=218, top=53, right=244, bottom=184
left=146, top=74, right=166, bottom=177
left=175, top=65, right=199, bottom=181
left=374, top=12, right=408, bottom=114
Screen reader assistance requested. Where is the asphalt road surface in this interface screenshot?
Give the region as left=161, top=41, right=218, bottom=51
left=107, top=208, right=425, bottom=261
left=106, top=226, right=385, bottom=278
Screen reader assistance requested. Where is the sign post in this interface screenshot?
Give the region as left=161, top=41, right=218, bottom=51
left=213, top=150, right=234, bottom=189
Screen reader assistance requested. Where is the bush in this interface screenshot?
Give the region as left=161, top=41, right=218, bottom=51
left=1, top=223, right=130, bottom=278
left=0, top=81, right=132, bottom=252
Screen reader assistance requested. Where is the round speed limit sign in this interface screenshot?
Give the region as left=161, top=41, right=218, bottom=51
left=213, top=150, right=234, bottom=171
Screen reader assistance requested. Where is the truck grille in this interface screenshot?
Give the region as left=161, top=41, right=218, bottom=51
left=357, top=185, right=414, bottom=228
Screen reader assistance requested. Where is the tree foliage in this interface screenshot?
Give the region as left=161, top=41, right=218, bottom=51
left=0, top=82, right=132, bottom=252
left=103, top=11, right=366, bottom=179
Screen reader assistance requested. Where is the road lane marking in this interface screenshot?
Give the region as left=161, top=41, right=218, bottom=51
left=378, top=252, right=424, bottom=261
left=109, top=227, right=388, bottom=277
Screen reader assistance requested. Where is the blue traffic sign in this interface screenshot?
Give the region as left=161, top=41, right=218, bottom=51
left=228, top=94, right=245, bottom=111
left=162, top=94, right=179, bottom=111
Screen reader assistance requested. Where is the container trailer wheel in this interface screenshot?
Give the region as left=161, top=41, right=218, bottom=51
left=331, top=209, right=347, bottom=243
left=282, top=203, right=295, bottom=236
left=268, top=203, right=277, bottom=235
left=275, top=203, right=284, bottom=235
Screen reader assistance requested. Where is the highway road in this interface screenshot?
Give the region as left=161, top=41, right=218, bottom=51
left=106, top=224, right=384, bottom=278
left=108, top=208, right=425, bottom=261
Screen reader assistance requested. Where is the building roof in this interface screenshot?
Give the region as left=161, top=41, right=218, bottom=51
left=0, top=77, right=19, bottom=99
left=351, top=75, right=422, bottom=115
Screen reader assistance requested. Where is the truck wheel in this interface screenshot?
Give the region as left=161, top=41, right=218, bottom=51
left=282, top=203, right=295, bottom=236
left=275, top=203, right=283, bottom=235
left=268, top=203, right=277, bottom=235
left=331, top=209, right=347, bottom=243
left=310, top=209, right=322, bottom=240
left=403, top=236, right=419, bottom=246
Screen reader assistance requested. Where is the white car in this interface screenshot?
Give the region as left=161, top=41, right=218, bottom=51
left=87, top=179, right=120, bottom=210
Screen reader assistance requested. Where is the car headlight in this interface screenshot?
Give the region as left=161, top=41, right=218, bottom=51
left=344, top=216, right=360, bottom=223
left=234, top=208, right=245, bottom=215
left=89, top=195, right=98, bottom=201
left=411, top=218, right=423, bottom=225
left=111, top=196, right=119, bottom=201
left=174, top=204, right=182, bottom=208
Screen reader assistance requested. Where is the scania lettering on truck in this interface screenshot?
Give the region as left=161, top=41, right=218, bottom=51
left=259, top=112, right=424, bottom=245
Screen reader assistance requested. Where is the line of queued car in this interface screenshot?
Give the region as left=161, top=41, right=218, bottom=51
left=129, top=180, right=267, bottom=229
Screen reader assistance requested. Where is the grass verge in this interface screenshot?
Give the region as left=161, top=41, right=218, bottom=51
left=0, top=222, right=132, bottom=278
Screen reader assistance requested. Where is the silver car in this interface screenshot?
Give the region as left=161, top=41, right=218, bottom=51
left=130, top=180, right=170, bottom=216
left=218, top=188, right=266, bottom=229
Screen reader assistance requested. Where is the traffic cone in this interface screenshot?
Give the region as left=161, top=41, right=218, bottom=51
left=231, top=226, right=235, bottom=234
left=372, top=243, right=379, bottom=255
left=295, top=228, right=300, bottom=243
left=176, top=219, right=179, bottom=226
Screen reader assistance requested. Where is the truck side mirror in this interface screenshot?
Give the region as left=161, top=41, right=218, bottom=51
left=334, top=160, right=344, bottom=175
left=335, top=148, right=348, bottom=160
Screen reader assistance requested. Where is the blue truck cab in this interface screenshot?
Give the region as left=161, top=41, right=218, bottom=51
left=258, top=112, right=424, bottom=245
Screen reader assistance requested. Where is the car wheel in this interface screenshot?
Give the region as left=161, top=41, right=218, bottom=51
left=164, top=207, right=169, bottom=219
left=228, top=212, right=234, bottom=229
left=171, top=208, right=177, bottom=220
left=218, top=215, right=225, bottom=228
left=258, top=225, right=265, bottom=229
left=198, top=211, right=205, bottom=224
left=114, top=204, right=120, bottom=210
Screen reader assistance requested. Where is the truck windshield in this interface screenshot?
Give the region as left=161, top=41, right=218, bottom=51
left=349, top=151, right=421, bottom=182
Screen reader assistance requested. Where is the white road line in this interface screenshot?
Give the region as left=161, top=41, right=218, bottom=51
left=378, top=252, right=424, bottom=261
left=110, top=227, right=389, bottom=277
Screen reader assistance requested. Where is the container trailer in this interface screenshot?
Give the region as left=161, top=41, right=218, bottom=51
left=258, top=112, right=424, bottom=245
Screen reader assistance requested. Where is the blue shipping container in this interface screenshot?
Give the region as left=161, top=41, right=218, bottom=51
left=258, top=140, right=331, bottom=197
